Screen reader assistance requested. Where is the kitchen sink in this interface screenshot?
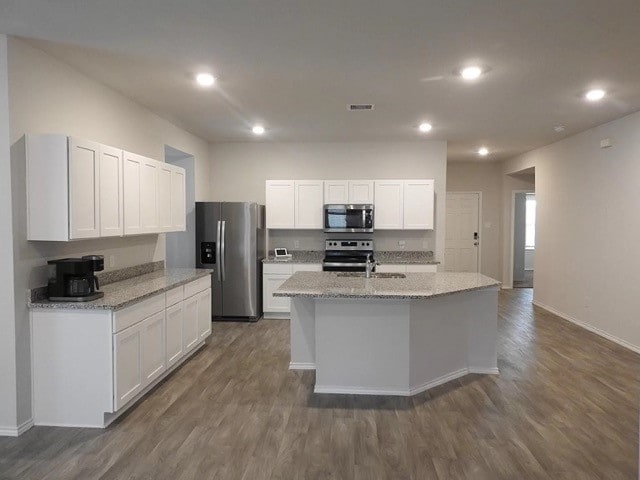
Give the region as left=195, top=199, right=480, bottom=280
left=337, top=272, right=406, bottom=279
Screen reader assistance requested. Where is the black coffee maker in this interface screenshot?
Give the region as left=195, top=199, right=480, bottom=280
left=48, top=255, right=105, bottom=302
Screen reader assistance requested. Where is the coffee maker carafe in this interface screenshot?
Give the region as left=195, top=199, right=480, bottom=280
left=48, top=255, right=105, bottom=302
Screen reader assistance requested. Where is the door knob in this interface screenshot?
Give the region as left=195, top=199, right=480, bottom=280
left=474, top=242, right=479, bottom=246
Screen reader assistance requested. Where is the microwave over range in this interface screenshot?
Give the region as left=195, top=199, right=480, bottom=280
left=324, top=204, right=374, bottom=233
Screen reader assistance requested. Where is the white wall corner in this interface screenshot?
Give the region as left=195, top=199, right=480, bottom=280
left=0, top=33, right=20, bottom=434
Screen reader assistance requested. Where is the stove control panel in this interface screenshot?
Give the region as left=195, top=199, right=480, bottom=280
left=325, top=239, right=373, bottom=250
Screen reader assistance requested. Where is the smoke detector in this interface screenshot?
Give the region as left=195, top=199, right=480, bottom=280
left=347, top=104, right=374, bottom=111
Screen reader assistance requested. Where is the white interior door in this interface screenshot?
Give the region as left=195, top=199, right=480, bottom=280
left=444, top=193, right=480, bottom=273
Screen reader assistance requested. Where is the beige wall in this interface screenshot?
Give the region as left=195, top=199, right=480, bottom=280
left=446, top=161, right=502, bottom=280
left=503, top=110, right=640, bottom=352
left=209, top=141, right=448, bottom=259
left=5, top=37, right=211, bottom=428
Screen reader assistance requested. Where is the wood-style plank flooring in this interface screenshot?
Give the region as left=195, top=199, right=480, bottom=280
left=1, top=289, right=638, bottom=479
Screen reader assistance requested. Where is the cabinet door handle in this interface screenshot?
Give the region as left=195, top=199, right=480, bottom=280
left=216, top=221, right=222, bottom=281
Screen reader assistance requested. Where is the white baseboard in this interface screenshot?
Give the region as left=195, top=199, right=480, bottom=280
left=0, top=418, right=33, bottom=437
left=263, top=312, right=290, bottom=319
left=314, top=385, right=409, bottom=396
left=289, top=362, right=316, bottom=370
left=533, top=300, right=640, bottom=355
left=313, top=367, right=498, bottom=397
left=468, top=367, right=500, bottom=375
left=408, top=368, right=470, bottom=396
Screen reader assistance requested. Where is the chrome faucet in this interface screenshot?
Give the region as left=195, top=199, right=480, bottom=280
left=365, top=254, right=378, bottom=278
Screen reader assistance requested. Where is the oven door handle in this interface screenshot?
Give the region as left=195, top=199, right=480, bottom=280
left=322, top=262, right=368, bottom=267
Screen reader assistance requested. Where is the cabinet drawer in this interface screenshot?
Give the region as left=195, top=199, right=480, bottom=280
left=292, top=263, right=322, bottom=273
left=114, top=293, right=165, bottom=333
left=184, top=275, right=211, bottom=299
left=263, top=263, right=293, bottom=275
left=165, top=286, right=183, bottom=307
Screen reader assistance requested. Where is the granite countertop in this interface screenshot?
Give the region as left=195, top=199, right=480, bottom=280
left=274, top=271, right=500, bottom=300
left=375, top=251, right=439, bottom=265
left=29, top=268, right=212, bottom=311
left=263, top=251, right=325, bottom=264
left=262, top=250, right=439, bottom=265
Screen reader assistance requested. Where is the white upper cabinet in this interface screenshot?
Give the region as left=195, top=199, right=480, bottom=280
left=139, top=157, right=159, bottom=234
left=294, top=180, right=324, bottom=229
left=266, top=180, right=295, bottom=229
left=157, top=162, right=173, bottom=232
left=374, top=180, right=404, bottom=229
left=123, top=154, right=186, bottom=236
left=403, top=180, right=434, bottom=230
left=23, top=134, right=186, bottom=241
left=373, top=179, right=434, bottom=230
left=324, top=180, right=349, bottom=204
left=323, top=180, right=374, bottom=205
left=99, top=145, right=124, bottom=237
left=348, top=180, right=375, bottom=204
left=123, top=151, right=144, bottom=236
left=69, top=138, right=101, bottom=239
left=170, top=166, right=186, bottom=231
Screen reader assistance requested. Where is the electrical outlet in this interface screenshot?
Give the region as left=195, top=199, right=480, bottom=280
left=398, top=240, right=406, bottom=249
left=294, top=240, right=300, bottom=249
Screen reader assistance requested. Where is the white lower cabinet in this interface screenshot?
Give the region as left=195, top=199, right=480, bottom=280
left=182, top=294, right=200, bottom=352
left=198, top=289, right=213, bottom=340
left=263, top=263, right=322, bottom=316
left=140, top=310, right=166, bottom=386
left=114, top=323, right=144, bottom=410
left=31, top=276, right=213, bottom=428
left=264, top=274, right=292, bottom=314
left=166, top=302, right=184, bottom=368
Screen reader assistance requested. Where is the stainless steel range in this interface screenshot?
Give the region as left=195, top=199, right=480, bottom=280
left=322, top=239, right=375, bottom=272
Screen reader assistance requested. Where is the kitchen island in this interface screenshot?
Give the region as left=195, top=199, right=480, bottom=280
left=275, top=271, right=501, bottom=396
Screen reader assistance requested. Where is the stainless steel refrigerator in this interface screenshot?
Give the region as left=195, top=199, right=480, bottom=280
left=195, top=202, right=265, bottom=320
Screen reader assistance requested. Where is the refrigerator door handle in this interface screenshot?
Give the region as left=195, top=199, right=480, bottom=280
left=216, top=220, right=222, bottom=281
left=221, top=220, right=226, bottom=281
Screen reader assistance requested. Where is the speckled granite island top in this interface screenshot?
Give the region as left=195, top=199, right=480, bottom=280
left=275, top=271, right=500, bottom=300
left=29, top=269, right=212, bottom=311
left=262, top=251, right=325, bottom=264
left=262, top=250, right=439, bottom=265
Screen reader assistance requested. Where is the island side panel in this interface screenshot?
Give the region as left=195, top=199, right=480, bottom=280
left=31, top=309, right=114, bottom=427
left=408, top=295, right=469, bottom=393
left=465, top=287, right=499, bottom=374
left=289, top=297, right=316, bottom=369
left=314, top=298, right=411, bottom=395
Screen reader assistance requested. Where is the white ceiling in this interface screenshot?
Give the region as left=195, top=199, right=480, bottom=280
left=2, top=0, right=640, bottom=161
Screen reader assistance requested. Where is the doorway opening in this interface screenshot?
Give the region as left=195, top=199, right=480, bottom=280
left=507, top=167, right=535, bottom=289
left=513, top=192, right=535, bottom=288
left=164, top=145, right=195, bottom=268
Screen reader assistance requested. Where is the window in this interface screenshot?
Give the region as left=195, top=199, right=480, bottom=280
left=525, top=193, right=536, bottom=249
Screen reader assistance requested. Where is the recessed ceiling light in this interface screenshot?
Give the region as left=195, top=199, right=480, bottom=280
left=418, top=123, right=433, bottom=133
left=554, top=125, right=566, bottom=132
left=585, top=89, right=606, bottom=102
left=460, top=66, right=483, bottom=80
left=252, top=125, right=265, bottom=135
left=195, top=73, right=216, bottom=87
left=478, top=147, right=489, bottom=156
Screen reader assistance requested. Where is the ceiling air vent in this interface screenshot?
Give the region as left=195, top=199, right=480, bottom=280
left=348, top=104, right=374, bottom=111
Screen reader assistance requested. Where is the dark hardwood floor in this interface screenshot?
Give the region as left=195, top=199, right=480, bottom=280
left=513, top=270, right=534, bottom=289
left=1, top=289, right=638, bottom=479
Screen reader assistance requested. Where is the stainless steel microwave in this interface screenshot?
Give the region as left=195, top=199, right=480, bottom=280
left=323, top=204, right=374, bottom=233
